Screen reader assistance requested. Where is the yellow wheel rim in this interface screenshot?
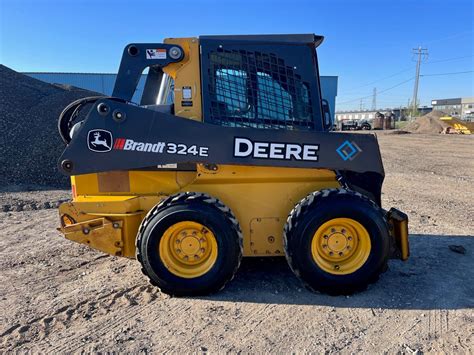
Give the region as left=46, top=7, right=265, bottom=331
left=159, top=221, right=218, bottom=279
left=311, top=218, right=371, bottom=275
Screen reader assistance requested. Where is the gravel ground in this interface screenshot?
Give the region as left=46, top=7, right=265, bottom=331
left=0, top=133, right=473, bottom=353
left=0, top=65, right=98, bottom=188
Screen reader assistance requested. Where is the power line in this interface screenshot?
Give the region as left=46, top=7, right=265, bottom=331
left=337, top=77, right=414, bottom=105
left=339, top=54, right=472, bottom=95
left=425, top=55, right=473, bottom=64
left=339, top=66, right=414, bottom=94
left=420, top=70, right=473, bottom=77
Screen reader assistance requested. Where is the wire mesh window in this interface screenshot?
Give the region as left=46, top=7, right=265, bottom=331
left=207, top=49, right=314, bottom=130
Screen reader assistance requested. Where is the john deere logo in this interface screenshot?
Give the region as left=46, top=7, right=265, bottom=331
left=336, top=140, right=362, bottom=161
left=87, top=129, right=113, bottom=152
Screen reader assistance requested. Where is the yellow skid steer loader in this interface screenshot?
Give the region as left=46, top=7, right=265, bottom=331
left=57, top=34, right=409, bottom=296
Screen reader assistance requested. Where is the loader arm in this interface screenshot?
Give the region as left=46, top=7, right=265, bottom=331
left=58, top=98, right=385, bottom=203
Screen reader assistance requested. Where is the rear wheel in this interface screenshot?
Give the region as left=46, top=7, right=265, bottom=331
left=136, top=192, right=243, bottom=296
left=284, top=188, right=390, bottom=295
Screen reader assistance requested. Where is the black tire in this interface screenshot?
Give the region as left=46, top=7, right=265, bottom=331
left=283, top=188, right=390, bottom=295
left=136, top=192, right=243, bottom=296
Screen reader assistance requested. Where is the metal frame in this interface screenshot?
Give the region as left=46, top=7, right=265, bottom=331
left=199, top=35, right=325, bottom=131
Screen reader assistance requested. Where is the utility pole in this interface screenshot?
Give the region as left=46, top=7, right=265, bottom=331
left=411, top=47, right=428, bottom=118
left=359, top=99, right=363, bottom=111
left=372, top=87, right=377, bottom=111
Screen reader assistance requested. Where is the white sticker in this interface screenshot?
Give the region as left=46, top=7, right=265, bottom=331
left=157, top=164, right=178, bottom=169
left=146, top=49, right=167, bottom=59
left=182, top=86, right=192, bottom=99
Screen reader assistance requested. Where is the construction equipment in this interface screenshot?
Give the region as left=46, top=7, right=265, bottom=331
left=340, top=118, right=372, bottom=131
left=439, top=116, right=472, bottom=134
left=57, top=34, right=409, bottom=296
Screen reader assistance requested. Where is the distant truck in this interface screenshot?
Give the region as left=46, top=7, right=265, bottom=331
left=340, top=118, right=372, bottom=131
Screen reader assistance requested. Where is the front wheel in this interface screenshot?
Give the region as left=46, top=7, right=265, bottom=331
left=284, top=189, right=390, bottom=295
left=136, top=192, right=243, bottom=296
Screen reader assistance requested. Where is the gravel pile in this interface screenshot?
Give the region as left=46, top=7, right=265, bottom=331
left=402, top=110, right=450, bottom=134
left=0, top=65, right=99, bottom=188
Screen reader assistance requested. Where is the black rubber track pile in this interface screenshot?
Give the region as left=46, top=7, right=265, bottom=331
left=0, top=65, right=99, bottom=188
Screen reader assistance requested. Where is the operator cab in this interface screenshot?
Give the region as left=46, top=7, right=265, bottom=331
left=133, top=35, right=333, bottom=132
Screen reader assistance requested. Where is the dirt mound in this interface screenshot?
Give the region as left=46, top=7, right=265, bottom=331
left=402, top=111, right=450, bottom=134
left=0, top=65, right=99, bottom=187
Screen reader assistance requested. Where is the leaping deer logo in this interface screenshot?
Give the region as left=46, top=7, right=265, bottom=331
left=88, top=129, right=113, bottom=152
left=91, top=132, right=111, bottom=150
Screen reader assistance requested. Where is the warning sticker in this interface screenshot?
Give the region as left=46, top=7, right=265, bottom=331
left=182, top=86, right=192, bottom=99
left=146, top=49, right=167, bottom=60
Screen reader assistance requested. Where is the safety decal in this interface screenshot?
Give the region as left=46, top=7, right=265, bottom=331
left=182, top=86, right=192, bottom=99
left=146, top=49, right=167, bottom=59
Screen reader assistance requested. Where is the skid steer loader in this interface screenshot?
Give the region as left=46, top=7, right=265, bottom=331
left=57, top=34, right=409, bottom=296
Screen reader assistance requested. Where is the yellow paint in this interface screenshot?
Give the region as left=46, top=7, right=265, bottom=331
left=59, top=165, right=340, bottom=258
left=311, top=218, right=371, bottom=275
left=388, top=209, right=410, bottom=261
left=163, top=37, right=202, bottom=121
left=58, top=218, right=123, bottom=256
left=159, top=221, right=218, bottom=278
left=440, top=116, right=472, bottom=134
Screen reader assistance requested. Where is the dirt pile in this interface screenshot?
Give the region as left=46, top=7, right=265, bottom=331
left=0, top=65, right=99, bottom=187
left=402, top=111, right=450, bottom=134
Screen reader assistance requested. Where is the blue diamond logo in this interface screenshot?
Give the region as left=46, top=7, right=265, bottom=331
left=336, top=140, right=362, bottom=161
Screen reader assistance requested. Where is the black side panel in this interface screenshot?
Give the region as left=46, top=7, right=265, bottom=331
left=200, top=38, right=324, bottom=131
left=59, top=99, right=385, bottom=182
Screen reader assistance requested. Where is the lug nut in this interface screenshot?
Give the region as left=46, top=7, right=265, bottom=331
left=335, top=265, right=340, bottom=270
left=339, top=252, right=344, bottom=256
left=341, top=229, right=346, bottom=234
left=176, top=249, right=181, bottom=253
left=322, top=244, right=327, bottom=249
left=331, top=228, right=336, bottom=233
left=329, top=251, right=334, bottom=256
left=323, top=235, right=328, bottom=239
left=348, top=236, right=353, bottom=241
left=194, top=255, right=199, bottom=260
left=184, top=256, right=189, bottom=261
left=347, top=246, right=351, bottom=250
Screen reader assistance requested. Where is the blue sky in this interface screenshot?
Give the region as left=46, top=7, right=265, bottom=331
left=1, top=0, right=472, bottom=110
